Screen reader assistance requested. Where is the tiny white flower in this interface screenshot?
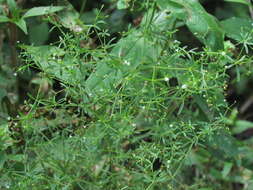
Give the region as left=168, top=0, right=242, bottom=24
left=221, top=51, right=226, bottom=56
left=17, top=41, right=20, bottom=43
left=132, top=123, right=137, bottom=127
left=13, top=73, right=17, bottom=76
left=73, top=25, right=83, bottom=33
left=169, top=124, right=173, bottom=127
left=167, top=160, right=171, bottom=168
left=164, top=77, right=169, bottom=82
left=123, top=60, right=131, bottom=66
left=181, top=84, right=187, bottom=89
left=157, top=62, right=160, bottom=65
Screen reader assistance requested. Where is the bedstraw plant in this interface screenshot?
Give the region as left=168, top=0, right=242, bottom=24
left=1, top=0, right=253, bottom=189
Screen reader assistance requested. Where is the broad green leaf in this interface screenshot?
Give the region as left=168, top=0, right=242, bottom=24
left=7, top=0, right=17, bottom=13
left=85, top=30, right=163, bottom=94
left=221, top=162, right=233, bottom=178
left=55, top=2, right=81, bottom=31
left=221, top=17, right=253, bottom=43
left=0, top=15, right=10, bottom=23
left=14, top=19, right=27, bottom=34
left=85, top=11, right=169, bottom=95
left=20, top=45, right=82, bottom=85
left=232, top=120, right=253, bottom=134
left=208, top=132, right=239, bottom=158
left=224, top=0, right=251, bottom=6
left=29, top=22, right=49, bottom=45
left=157, top=0, right=187, bottom=20
left=184, top=0, right=224, bottom=51
left=85, top=62, right=123, bottom=96
left=157, top=0, right=224, bottom=51
left=112, top=31, right=163, bottom=68
left=23, top=6, right=64, bottom=18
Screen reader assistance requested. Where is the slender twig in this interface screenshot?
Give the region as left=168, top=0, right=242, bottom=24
left=247, top=0, right=253, bottom=19
left=8, top=23, right=18, bottom=68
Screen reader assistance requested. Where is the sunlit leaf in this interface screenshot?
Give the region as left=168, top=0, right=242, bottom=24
left=14, top=18, right=27, bottom=34
left=0, top=15, right=10, bottom=23
left=23, top=6, right=64, bottom=18
left=224, top=0, right=251, bottom=6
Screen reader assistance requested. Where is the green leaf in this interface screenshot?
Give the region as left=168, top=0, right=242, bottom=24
left=23, top=6, right=64, bottom=18
left=221, top=17, right=253, bottom=43
left=29, top=22, right=49, bottom=45
left=85, top=62, right=123, bottom=95
left=157, top=0, right=224, bottom=51
left=184, top=0, right=224, bottom=51
left=85, top=10, right=170, bottom=95
left=55, top=2, right=81, bottom=31
left=0, top=15, right=10, bottom=23
left=232, top=120, right=253, bottom=134
left=7, top=0, right=17, bottom=13
left=208, top=132, right=239, bottom=158
left=221, top=162, right=233, bottom=178
left=14, top=19, right=27, bottom=34
left=20, top=45, right=82, bottom=85
left=157, top=0, right=187, bottom=20
left=224, top=0, right=251, bottom=6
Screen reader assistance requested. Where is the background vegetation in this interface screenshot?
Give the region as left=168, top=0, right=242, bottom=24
left=0, top=0, right=253, bottom=189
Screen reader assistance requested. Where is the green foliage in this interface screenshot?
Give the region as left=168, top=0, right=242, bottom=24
left=224, top=0, right=251, bottom=6
left=0, top=0, right=64, bottom=34
left=221, top=17, right=253, bottom=47
left=0, top=0, right=253, bottom=189
left=157, top=0, right=225, bottom=51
